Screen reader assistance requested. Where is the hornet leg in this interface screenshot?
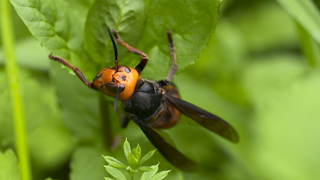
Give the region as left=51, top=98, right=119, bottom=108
left=158, top=30, right=178, bottom=87
left=112, top=30, right=148, bottom=74
left=165, top=30, right=178, bottom=83
left=49, top=54, right=97, bottom=90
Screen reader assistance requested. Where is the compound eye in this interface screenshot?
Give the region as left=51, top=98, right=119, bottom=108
left=124, top=67, right=131, bottom=73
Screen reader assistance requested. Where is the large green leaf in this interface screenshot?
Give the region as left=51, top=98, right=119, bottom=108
left=84, top=0, right=222, bottom=79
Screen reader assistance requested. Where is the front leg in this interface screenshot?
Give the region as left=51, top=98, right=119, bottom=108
left=111, top=30, right=148, bottom=74
left=49, top=54, right=97, bottom=90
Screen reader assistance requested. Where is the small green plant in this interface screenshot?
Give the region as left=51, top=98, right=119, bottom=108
left=103, top=138, right=171, bottom=180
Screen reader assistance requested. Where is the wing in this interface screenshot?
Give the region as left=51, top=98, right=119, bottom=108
left=136, top=122, right=198, bottom=171
left=163, top=94, right=239, bottom=143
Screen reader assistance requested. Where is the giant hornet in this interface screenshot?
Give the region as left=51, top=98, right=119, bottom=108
left=49, top=26, right=239, bottom=171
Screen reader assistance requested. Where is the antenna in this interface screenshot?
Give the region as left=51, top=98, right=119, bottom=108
left=107, top=25, right=118, bottom=71
left=107, top=25, right=120, bottom=110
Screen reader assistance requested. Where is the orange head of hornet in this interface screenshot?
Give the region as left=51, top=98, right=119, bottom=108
left=92, top=25, right=139, bottom=110
left=92, top=65, right=139, bottom=101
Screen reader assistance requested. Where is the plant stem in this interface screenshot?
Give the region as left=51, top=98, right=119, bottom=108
left=100, top=94, right=114, bottom=149
left=0, top=1, right=32, bottom=180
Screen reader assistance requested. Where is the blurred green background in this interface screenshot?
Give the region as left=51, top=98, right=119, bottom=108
left=1, top=0, right=320, bottom=179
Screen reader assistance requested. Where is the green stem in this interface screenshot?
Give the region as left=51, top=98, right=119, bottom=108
left=0, top=1, right=32, bottom=180
left=99, top=94, right=114, bottom=149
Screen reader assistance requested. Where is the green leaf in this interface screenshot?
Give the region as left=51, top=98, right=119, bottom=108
left=137, top=149, right=156, bottom=167
left=127, top=153, right=139, bottom=167
left=10, top=0, right=69, bottom=56
left=123, top=138, right=131, bottom=162
left=9, top=0, right=98, bottom=79
left=140, top=164, right=158, bottom=180
left=105, top=166, right=126, bottom=180
left=137, top=166, right=154, bottom=172
left=276, top=0, right=320, bottom=44
left=103, top=156, right=126, bottom=169
left=132, top=144, right=141, bottom=161
left=0, top=149, right=20, bottom=180
left=70, top=147, right=106, bottom=180
left=149, top=170, right=171, bottom=180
